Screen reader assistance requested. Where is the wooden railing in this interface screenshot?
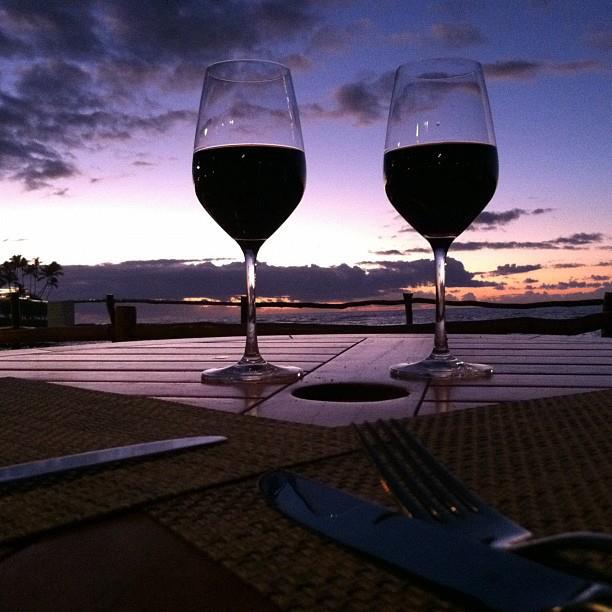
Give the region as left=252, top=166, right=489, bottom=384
left=95, top=291, right=611, bottom=339
left=1, top=292, right=610, bottom=343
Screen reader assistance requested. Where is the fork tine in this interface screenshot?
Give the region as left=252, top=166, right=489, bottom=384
left=354, top=421, right=431, bottom=520
left=355, top=419, right=485, bottom=523
left=387, top=419, right=481, bottom=513
left=378, top=419, right=467, bottom=517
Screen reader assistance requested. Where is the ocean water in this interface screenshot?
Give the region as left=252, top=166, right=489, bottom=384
left=258, top=305, right=602, bottom=326
left=1, top=303, right=603, bottom=350
left=74, top=302, right=601, bottom=327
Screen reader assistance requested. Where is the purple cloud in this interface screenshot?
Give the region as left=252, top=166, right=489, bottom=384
left=473, top=207, right=553, bottom=229
left=540, top=279, right=606, bottom=290
left=551, top=262, right=585, bottom=269
left=51, top=256, right=498, bottom=303
left=490, top=263, right=543, bottom=276
left=308, top=52, right=603, bottom=127
left=484, top=59, right=602, bottom=80
left=0, top=1, right=325, bottom=190
left=431, top=23, right=486, bottom=47
left=452, top=232, right=604, bottom=251
left=303, top=70, right=395, bottom=125
left=584, top=24, right=612, bottom=51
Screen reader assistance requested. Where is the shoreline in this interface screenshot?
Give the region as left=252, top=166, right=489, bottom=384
left=1, top=308, right=609, bottom=350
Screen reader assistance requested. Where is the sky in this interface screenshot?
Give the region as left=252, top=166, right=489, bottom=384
left=1, top=0, right=610, bottom=304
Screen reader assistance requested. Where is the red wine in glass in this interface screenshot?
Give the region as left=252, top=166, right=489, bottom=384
left=193, top=61, right=306, bottom=384
left=384, top=59, right=498, bottom=379
left=193, top=144, right=305, bottom=246
left=384, top=142, right=497, bottom=239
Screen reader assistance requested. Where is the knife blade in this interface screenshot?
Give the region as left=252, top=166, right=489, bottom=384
left=260, top=470, right=609, bottom=612
left=0, top=435, right=227, bottom=484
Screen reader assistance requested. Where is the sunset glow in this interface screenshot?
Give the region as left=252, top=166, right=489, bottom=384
left=1, top=1, right=610, bottom=305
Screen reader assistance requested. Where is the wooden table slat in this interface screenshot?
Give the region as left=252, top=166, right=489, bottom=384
left=1, top=333, right=610, bottom=424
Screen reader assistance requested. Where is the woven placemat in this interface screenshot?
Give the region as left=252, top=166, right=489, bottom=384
left=0, top=377, right=356, bottom=543
left=1, top=377, right=611, bottom=610
left=148, top=389, right=612, bottom=611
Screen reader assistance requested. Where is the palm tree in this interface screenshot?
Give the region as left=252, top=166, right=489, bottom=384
left=26, top=257, right=42, bottom=298
left=0, top=262, right=8, bottom=291
left=1, top=256, right=26, bottom=294
left=39, top=261, right=64, bottom=299
left=15, top=255, right=28, bottom=293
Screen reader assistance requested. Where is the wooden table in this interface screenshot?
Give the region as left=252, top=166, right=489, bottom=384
left=1, top=334, right=611, bottom=611
left=1, top=333, right=611, bottom=425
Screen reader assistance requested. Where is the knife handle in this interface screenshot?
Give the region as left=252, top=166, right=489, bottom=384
left=513, top=532, right=612, bottom=585
left=561, top=584, right=612, bottom=610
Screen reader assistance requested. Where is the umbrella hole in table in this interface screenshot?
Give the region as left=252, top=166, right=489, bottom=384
left=291, top=382, right=409, bottom=403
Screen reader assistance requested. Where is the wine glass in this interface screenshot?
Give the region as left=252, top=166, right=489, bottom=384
left=193, top=60, right=306, bottom=384
left=384, top=58, right=498, bottom=379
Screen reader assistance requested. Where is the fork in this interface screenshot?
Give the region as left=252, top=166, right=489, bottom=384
left=354, top=418, right=612, bottom=581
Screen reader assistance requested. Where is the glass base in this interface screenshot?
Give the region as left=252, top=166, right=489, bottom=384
left=390, top=354, right=493, bottom=380
left=201, top=360, right=303, bottom=384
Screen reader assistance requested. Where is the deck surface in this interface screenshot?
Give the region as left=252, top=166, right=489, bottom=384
left=2, top=333, right=611, bottom=426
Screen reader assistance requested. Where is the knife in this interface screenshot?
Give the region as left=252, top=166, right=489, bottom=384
left=0, top=435, right=227, bottom=484
left=260, top=471, right=611, bottom=612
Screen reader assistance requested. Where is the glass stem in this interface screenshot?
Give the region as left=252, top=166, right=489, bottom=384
left=431, top=240, right=451, bottom=359
left=242, top=246, right=263, bottom=363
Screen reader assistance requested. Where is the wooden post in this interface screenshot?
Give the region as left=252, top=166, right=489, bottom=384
left=113, top=305, right=137, bottom=342
left=403, top=292, right=413, bottom=326
left=10, top=293, right=20, bottom=329
left=105, top=294, right=116, bottom=325
left=603, top=292, right=612, bottom=338
left=240, top=295, right=248, bottom=325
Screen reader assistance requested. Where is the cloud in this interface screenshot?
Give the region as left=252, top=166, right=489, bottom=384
left=0, top=125, right=80, bottom=191
left=0, top=55, right=196, bottom=188
left=307, top=19, right=372, bottom=54
left=354, top=257, right=498, bottom=290
left=333, top=71, right=395, bottom=125
left=369, top=247, right=433, bottom=257
left=472, top=207, right=553, bottom=229
left=389, top=31, right=422, bottom=46
left=489, top=263, right=542, bottom=276
left=369, top=249, right=404, bottom=257
left=51, top=187, right=69, bottom=198
left=554, top=232, right=604, bottom=245
left=0, top=1, right=325, bottom=189
left=281, top=53, right=313, bottom=72
left=484, top=59, right=602, bottom=80
left=0, top=64, right=196, bottom=190
left=303, top=70, right=394, bottom=125
left=0, top=1, right=104, bottom=60
left=391, top=22, right=485, bottom=49
left=1, top=236, right=27, bottom=243
left=452, top=232, right=604, bottom=251
left=431, top=23, right=486, bottom=47
left=584, top=24, right=612, bottom=51
left=0, top=28, right=31, bottom=57
left=309, top=52, right=603, bottom=127
left=540, top=279, right=607, bottom=290
left=17, top=56, right=99, bottom=110
left=51, top=257, right=497, bottom=302
left=551, top=262, right=585, bottom=269
left=77, top=1, right=316, bottom=65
